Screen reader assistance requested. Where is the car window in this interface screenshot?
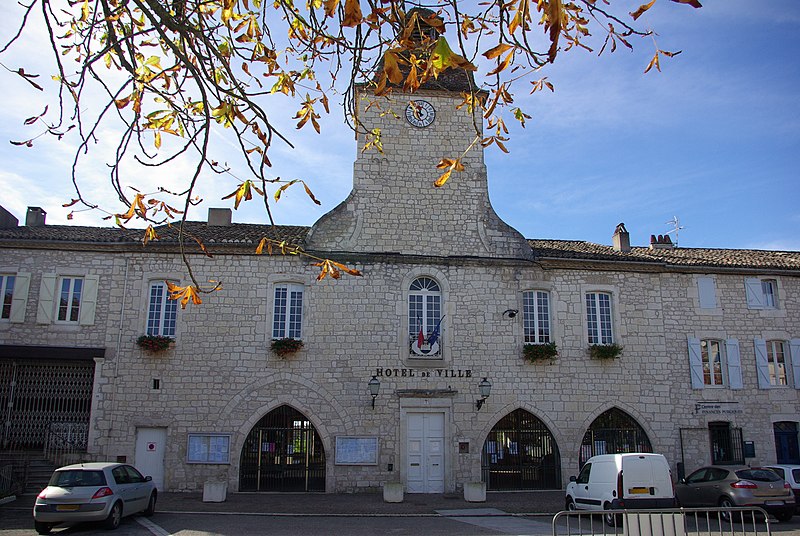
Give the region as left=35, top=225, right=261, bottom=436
left=112, top=466, right=131, bottom=485
left=685, top=468, right=708, bottom=484
left=737, top=469, right=781, bottom=482
left=768, top=467, right=785, bottom=479
left=792, top=469, right=800, bottom=483
left=123, top=465, right=145, bottom=483
left=49, top=470, right=106, bottom=487
left=576, top=463, right=591, bottom=484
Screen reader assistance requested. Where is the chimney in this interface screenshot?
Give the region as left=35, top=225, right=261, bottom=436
left=26, top=207, right=47, bottom=227
left=207, top=208, right=232, bottom=226
left=612, top=223, right=630, bottom=253
left=649, top=234, right=675, bottom=250
left=0, top=205, right=19, bottom=228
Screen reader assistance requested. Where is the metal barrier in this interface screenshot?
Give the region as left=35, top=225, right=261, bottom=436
left=552, top=507, right=772, bottom=536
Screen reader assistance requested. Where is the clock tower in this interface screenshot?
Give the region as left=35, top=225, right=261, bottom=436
left=306, top=15, right=531, bottom=261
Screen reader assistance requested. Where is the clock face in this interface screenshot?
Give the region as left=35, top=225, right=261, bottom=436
left=405, top=100, right=436, bottom=128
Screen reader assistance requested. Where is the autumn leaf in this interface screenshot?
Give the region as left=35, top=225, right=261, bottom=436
left=342, top=0, right=362, bottom=27
left=115, top=193, right=147, bottom=222
left=62, top=198, right=80, bottom=208
left=630, top=0, right=656, bottom=21
left=142, top=225, right=158, bottom=245
left=671, top=0, right=702, bottom=7
left=434, top=158, right=465, bottom=187
left=222, top=181, right=256, bottom=209
left=166, top=281, right=203, bottom=309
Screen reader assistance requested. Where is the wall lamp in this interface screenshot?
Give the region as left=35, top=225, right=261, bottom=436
left=368, top=375, right=381, bottom=409
left=502, top=309, right=518, bottom=319
left=475, top=377, right=492, bottom=411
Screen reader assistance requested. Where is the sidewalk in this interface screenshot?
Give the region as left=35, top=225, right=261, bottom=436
left=4, top=490, right=565, bottom=517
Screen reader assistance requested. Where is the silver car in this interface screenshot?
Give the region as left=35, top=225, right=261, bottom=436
left=32, top=462, right=157, bottom=534
left=676, top=466, right=794, bottom=522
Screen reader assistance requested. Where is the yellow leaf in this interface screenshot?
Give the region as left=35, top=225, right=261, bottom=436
left=166, top=281, right=203, bottom=309
left=482, top=43, right=514, bottom=60
left=255, top=237, right=268, bottom=254
left=644, top=51, right=660, bottom=73
left=154, top=131, right=162, bottom=149
left=342, top=0, right=362, bottom=27
left=630, top=0, right=657, bottom=21
left=382, top=51, right=404, bottom=85
left=221, top=181, right=253, bottom=209
left=142, top=225, right=158, bottom=245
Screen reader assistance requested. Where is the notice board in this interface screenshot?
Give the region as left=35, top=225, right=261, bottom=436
left=335, top=436, right=379, bottom=465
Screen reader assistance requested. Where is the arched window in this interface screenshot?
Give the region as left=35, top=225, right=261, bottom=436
left=408, top=277, right=442, bottom=357
left=579, top=408, right=652, bottom=466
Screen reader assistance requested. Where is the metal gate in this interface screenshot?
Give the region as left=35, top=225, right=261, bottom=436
left=1, top=359, right=94, bottom=450
left=579, top=408, right=652, bottom=465
left=239, top=405, right=325, bottom=492
left=481, top=408, right=561, bottom=490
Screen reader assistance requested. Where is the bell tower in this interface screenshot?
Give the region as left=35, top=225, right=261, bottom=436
left=306, top=11, right=532, bottom=261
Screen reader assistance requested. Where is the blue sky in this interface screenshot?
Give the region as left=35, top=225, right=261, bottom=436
left=0, top=0, right=798, bottom=251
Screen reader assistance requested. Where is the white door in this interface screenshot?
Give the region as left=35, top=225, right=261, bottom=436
left=135, top=427, right=167, bottom=490
left=406, top=413, right=445, bottom=493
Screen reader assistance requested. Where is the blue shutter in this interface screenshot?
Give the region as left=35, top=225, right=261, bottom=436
left=753, top=339, right=771, bottom=389
left=687, top=338, right=704, bottom=389
left=726, top=339, right=743, bottom=389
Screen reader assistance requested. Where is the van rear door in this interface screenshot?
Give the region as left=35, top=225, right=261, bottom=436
left=621, top=455, right=672, bottom=500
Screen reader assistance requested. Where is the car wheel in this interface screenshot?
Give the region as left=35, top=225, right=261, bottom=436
left=105, top=501, right=123, bottom=530
left=774, top=511, right=793, bottom=523
left=566, top=497, right=576, bottom=511
left=144, top=491, right=157, bottom=516
left=719, top=497, right=736, bottom=523
left=34, top=521, right=53, bottom=535
left=603, top=502, right=621, bottom=527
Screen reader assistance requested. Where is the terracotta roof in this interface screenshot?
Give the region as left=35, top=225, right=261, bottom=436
left=2, top=223, right=798, bottom=271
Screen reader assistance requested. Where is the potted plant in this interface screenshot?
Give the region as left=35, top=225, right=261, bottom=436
left=136, top=334, right=174, bottom=353
left=271, top=337, right=304, bottom=357
left=589, top=343, right=623, bottom=360
left=523, top=342, right=558, bottom=362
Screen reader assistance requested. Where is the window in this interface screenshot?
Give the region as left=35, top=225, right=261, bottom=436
left=687, top=338, right=743, bottom=389
left=755, top=338, right=799, bottom=388
left=146, top=281, right=177, bottom=336
left=187, top=433, right=231, bottom=463
left=1, top=274, right=14, bottom=320
left=408, top=277, right=442, bottom=357
left=272, top=283, right=303, bottom=339
left=696, top=276, right=717, bottom=309
left=745, top=277, right=778, bottom=309
left=57, top=277, right=83, bottom=322
left=766, top=340, right=788, bottom=386
left=585, top=292, right=613, bottom=344
left=523, top=290, right=551, bottom=343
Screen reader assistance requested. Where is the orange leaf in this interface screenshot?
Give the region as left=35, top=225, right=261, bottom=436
left=630, top=0, right=656, bottom=21
left=165, top=281, right=203, bottom=309
left=342, top=0, right=362, bottom=27
left=482, top=43, right=514, bottom=60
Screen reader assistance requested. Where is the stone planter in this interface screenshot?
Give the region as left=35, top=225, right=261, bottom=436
left=202, top=481, right=228, bottom=502
left=463, top=481, right=486, bottom=502
left=383, top=482, right=404, bottom=503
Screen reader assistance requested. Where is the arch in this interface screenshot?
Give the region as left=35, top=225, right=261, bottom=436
left=579, top=407, right=652, bottom=466
left=481, top=408, right=561, bottom=490
left=238, top=404, right=325, bottom=492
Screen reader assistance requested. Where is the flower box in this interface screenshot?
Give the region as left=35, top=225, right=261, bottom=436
left=136, top=335, right=174, bottom=353
left=271, top=338, right=304, bottom=357
left=589, top=343, right=623, bottom=360
left=523, top=342, right=558, bottom=362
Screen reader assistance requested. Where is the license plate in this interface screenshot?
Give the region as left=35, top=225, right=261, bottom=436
left=56, top=504, right=80, bottom=511
left=629, top=487, right=650, bottom=495
left=764, top=501, right=784, bottom=506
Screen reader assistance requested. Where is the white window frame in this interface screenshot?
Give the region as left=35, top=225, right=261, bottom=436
left=585, top=291, right=614, bottom=345
left=745, top=277, right=779, bottom=309
left=56, top=276, right=84, bottom=323
left=186, top=433, right=231, bottom=464
left=523, top=290, right=551, bottom=343
left=146, top=281, right=178, bottom=337
left=688, top=337, right=742, bottom=389
left=272, top=283, right=304, bottom=340
left=756, top=338, right=800, bottom=389
left=408, top=276, right=443, bottom=357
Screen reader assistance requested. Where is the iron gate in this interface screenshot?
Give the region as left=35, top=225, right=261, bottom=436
left=481, top=408, right=561, bottom=490
left=579, top=408, right=652, bottom=465
left=239, top=405, right=325, bottom=492
left=1, top=359, right=94, bottom=450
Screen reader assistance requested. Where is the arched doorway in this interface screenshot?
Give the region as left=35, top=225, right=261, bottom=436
left=579, top=407, right=652, bottom=466
left=481, top=409, right=561, bottom=490
left=239, top=405, right=325, bottom=492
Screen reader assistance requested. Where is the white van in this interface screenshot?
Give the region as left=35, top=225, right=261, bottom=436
left=565, top=453, right=675, bottom=525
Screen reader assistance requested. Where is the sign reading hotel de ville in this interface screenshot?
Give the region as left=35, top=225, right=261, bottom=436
left=373, top=367, right=473, bottom=378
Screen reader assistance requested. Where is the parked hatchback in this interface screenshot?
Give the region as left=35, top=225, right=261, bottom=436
left=33, top=462, right=157, bottom=534
left=764, top=465, right=800, bottom=511
left=675, top=466, right=794, bottom=522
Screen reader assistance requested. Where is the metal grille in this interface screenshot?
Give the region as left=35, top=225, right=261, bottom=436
left=1, top=359, right=94, bottom=450
left=579, top=408, right=652, bottom=466
left=239, top=405, right=325, bottom=492
left=709, top=422, right=744, bottom=465
left=481, top=409, right=561, bottom=490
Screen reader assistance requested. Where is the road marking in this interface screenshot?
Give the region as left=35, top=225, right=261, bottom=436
left=136, top=516, right=172, bottom=536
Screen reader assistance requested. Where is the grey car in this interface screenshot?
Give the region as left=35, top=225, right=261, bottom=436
left=32, top=462, right=157, bottom=534
left=676, top=466, right=794, bottom=522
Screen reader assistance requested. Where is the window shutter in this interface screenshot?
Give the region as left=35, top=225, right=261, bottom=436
left=79, top=275, right=99, bottom=326
left=744, top=278, right=764, bottom=308
left=726, top=338, right=743, bottom=389
left=9, top=272, right=30, bottom=323
left=687, top=337, right=704, bottom=389
left=790, top=339, right=800, bottom=390
left=753, top=338, right=771, bottom=389
left=36, top=273, right=56, bottom=324
left=697, top=277, right=717, bottom=309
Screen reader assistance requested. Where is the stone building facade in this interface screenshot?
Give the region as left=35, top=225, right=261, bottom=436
left=1, top=73, right=799, bottom=496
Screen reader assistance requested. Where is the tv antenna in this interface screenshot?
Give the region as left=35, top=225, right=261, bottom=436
left=665, top=216, right=685, bottom=246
